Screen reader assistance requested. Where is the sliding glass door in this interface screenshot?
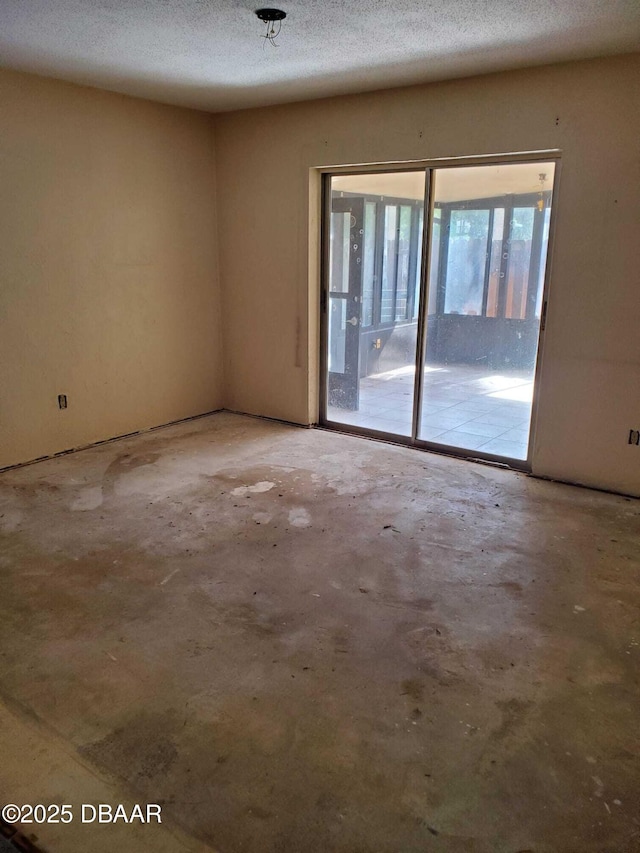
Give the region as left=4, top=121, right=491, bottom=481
left=322, top=159, right=556, bottom=466
left=325, top=171, right=426, bottom=436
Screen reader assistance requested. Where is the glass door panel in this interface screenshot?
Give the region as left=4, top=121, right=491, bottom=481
left=418, top=161, right=555, bottom=461
left=361, top=202, right=377, bottom=328
left=443, top=209, right=490, bottom=315
left=486, top=208, right=505, bottom=317
left=327, top=197, right=364, bottom=410
left=328, top=297, right=347, bottom=374
left=326, top=171, right=426, bottom=436
left=505, top=207, right=535, bottom=319
left=395, top=206, right=412, bottom=320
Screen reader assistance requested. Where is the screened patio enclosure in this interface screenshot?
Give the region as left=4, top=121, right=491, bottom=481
left=322, top=161, right=556, bottom=464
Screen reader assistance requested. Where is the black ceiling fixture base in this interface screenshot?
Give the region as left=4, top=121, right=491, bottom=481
left=255, top=8, right=287, bottom=23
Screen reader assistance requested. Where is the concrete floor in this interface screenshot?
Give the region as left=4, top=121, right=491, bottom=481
left=0, top=412, right=639, bottom=853
left=328, top=364, right=533, bottom=460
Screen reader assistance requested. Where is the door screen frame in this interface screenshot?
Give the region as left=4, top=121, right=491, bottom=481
left=326, top=196, right=365, bottom=410
left=318, top=151, right=561, bottom=472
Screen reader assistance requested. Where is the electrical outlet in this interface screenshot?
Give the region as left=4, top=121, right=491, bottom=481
left=58, top=394, right=68, bottom=410
left=628, top=429, right=639, bottom=446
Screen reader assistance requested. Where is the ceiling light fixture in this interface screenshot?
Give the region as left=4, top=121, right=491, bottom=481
left=255, top=8, right=286, bottom=47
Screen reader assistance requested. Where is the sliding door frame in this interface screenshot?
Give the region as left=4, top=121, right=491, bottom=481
left=319, top=151, right=562, bottom=472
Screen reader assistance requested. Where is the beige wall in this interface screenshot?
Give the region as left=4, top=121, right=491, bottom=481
left=0, top=70, right=223, bottom=469
left=2, top=57, right=638, bottom=495
left=214, top=54, right=640, bottom=496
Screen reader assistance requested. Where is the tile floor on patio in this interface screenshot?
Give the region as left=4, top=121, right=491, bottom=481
left=327, top=363, right=535, bottom=460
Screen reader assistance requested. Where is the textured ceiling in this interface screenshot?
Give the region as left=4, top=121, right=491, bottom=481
left=1, top=0, right=639, bottom=113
